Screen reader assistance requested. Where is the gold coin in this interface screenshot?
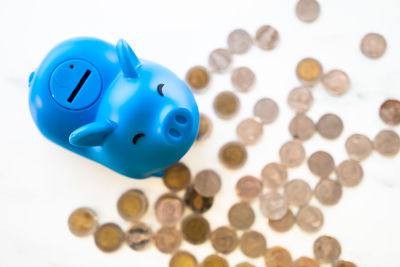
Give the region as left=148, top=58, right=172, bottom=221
left=296, top=58, right=323, bottom=85
left=211, top=226, right=239, bottom=254
left=94, top=223, right=124, bottom=253
left=186, top=66, right=210, bottom=92
left=265, top=246, right=293, bottom=267
left=184, top=185, right=214, bottom=213
left=170, top=251, right=198, bottom=267
left=268, top=209, right=295, bottom=233
left=181, top=214, right=210, bottom=245
left=197, top=113, right=213, bottom=141
left=68, top=207, right=98, bottom=237
left=201, top=254, right=229, bottom=267
left=333, top=260, right=357, bottom=267
left=236, top=263, right=255, bottom=267
left=219, top=141, right=247, bottom=169
left=213, top=91, right=240, bottom=119
left=293, top=256, right=319, bottom=267
left=117, top=189, right=148, bottom=221
left=163, top=162, right=191, bottom=191
left=239, top=230, right=267, bottom=258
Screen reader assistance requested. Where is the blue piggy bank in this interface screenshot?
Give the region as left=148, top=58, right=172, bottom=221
left=29, top=37, right=199, bottom=179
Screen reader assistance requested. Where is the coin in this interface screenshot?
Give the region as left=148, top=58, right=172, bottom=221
left=94, top=223, right=124, bottom=253
left=260, top=192, right=288, bottom=220
left=261, top=162, right=288, bottom=189
left=335, top=159, right=363, bottom=187
left=155, top=193, right=185, bottom=226
left=295, top=0, right=320, bottom=23
left=125, top=222, right=153, bottom=251
left=194, top=169, right=221, bottom=197
left=293, top=256, right=319, bottom=267
left=322, top=70, right=350, bottom=96
left=373, top=129, right=400, bottom=156
left=333, top=260, right=357, bottom=267
left=345, top=134, right=373, bottom=161
left=361, top=33, right=387, bottom=59
left=213, top=91, right=240, bottom=119
left=284, top=179, right=312, bottom=206
left=231, top=67, right=256, bottom=92
left=313, top=235, right=341, bottom=264
left=237, top=118, right=264, bottom=145
left=253, top=97, right=279, bottom=124
left=227, top=28, right=253, bottom=54
left=296, top=58, right=323, bottom=85
left=197, top=113, right=213, bottom=141
left=279, top=141, right=306, bottom=168
left=209, top=48, right=232, bottom=73
left=219, top=141, right=247, bottom=169
left=239, top=230, right=267, bottom=258
left=289, top=114, right=315, bottom=141
left=265, top=246, right=293, bottom=267
left=379, top=99, right=400, bottom=125
left=235, top=175, right=263, bottom=201
left=268, top=209, right=295, bottom=233
left=255, top=25, right=279, bottom=50
left=211, top=226, right=239, bottom=254
left=184, top=185, right=213, bottom=214
left=163, top=162, right=191, bottom=191
left=314, top=178, right=342, bottom=206
left=68, top=207, right=98, bottom=237
left=117, top=189, right=148, bottom=221
left=307, top=151, right=335, bottom=178
left=287, top=86, right=313, bottom=114
left=170, top=251, right=198, bottom=267
left=201, top=254, right=229, bottom=267
left=154, top=226, right=182, bottom=254
left=316, top=113, right=343, bottom=139
left=228, top=202, right=255, bottom=230
left=296, top=205, right=323, bottom=233
left=185, top=66, right=210, bottom=92
left=181, top=214, right=210, bottom=245
left=236, top=263, right=255, bottom=267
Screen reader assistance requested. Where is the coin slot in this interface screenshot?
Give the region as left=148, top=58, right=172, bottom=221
left=67, top=69, right=91, bottom=103
left=175, top=114, right=187, bottom=124
left=132, top=133, right=145, bottom=145
left=169, top=128, right=181, bottom=138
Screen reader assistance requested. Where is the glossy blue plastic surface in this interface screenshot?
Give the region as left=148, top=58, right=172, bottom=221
left=29, top=37, right=199, bottom=179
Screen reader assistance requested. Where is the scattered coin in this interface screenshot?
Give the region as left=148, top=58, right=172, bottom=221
left=236, top=263, right=255, bottom=267
left=335, top=159, right=363, bottom=187
left=163, top=162, right=191, bottom=192
left=185, top=66, right=210, bottom=92
left=68, top=207, right=98, bottom=237
left=260, top=192, right=288, bottom=220
left=307, top=151, right=335, bottom=178
left=361, top=33, right=387, bottom=59
left=213, top=91, right=240, bottom=119
left=211, top=226, right=239, bottom=254
left=289, top=114, right=315, bottom=141
left=314, top=178, right=342, bottom=206
left=197, top=113, right=213, bottom=141
left=313, top=235, right=341, bottom=264
left=255, top=25, right=279, bottom=50
left=296, top=57, right=323, bottom=85
left=284, top=179, right=312, bottom=206
left=170, top=251, right=198, bottom=267
left=287, top=86, right=313, bottom=114
left=316, top=113, right=343, bottom=139
left=293, top=256, right=319, bottom=267
left=231, top=67, right=256, bottom=92
left=184, top=185, right=214, bottom=214
left=209, top=48, right=232, bottom=73
left=228, top=202, right=255, bottom=230
left=227, top=28, right=253, bottom=54
left=322, top=70, right=350, bottom=96
left=239, top=230, right=267, bottom=258
left=279, top=140, right=306, bottom=168
left=265, top=246, right=293, bottom=267
left=296, top=205, right=324, bottom=233
left=345, top=134, right=373, bottom=161
left=94, top=223, right=124, bottom=253
left=268, top=209, right=296, bottom=233
left=194, top=169, right=222, bottom=197
left=154, top=226, right=182, bottom=254
left=333, top=260, right=357, bottom=267
left=237, top=117, right=264, bottom=145
left=253, top=97, right=280, bottom=124
left=236, top=175, right=263, bottom=201
left=155, top=193, right=185, bottom=226
left=295, top=0, right=320, bottom=23
left=201, top=254, right=229, bottom=267
left=181, top=214, right=210, bottom=245
left=125, top=222, right=153, bottom=251
left=373, top=129, right=400, bottom=156
left=219, top=141, right=247, bottom=169
left=117, top=189, right=148, bottom=221
left=379, top=99, right=400, bottom=125
left=261, top=162, right=288, bottom=189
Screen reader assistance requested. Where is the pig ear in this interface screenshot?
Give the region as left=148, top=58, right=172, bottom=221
left=69, top=121, right=115, bottom=147
left=116, top=39, right=141, bottom=78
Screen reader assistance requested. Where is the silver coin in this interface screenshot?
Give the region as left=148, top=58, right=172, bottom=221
left=193, top=169, right=222, bottom=197
left=314, top=179, right=342, bottom=206
left=345, top=134, right=373, bottom=161
left=261, top=162, right=288, bottom=190
left=284, top=179, right=312, bottom=206
left=236, top=118, right=264, bottom=145
left=373, top=129, right=400, bottom=157
left=361, top=33, right=387, bottom=59
left=322, top=70, right=350, bottom=96
left=209, top=48, right=232, bottom=73
left=295, top=0, right=320, bottom=23
left=287, top=86, right=313, bottom=114
left=253, top=98, right=279, bottom=124
left=296, top=205, right=324, bottom=233
left=335, top=159, right=363, bottom=187
left=231, top=67, right=255, bottom=92
left=255, top=25, right=279, bottom=50
left=289, top=114, right=315, bottom=141
left=259, top=192, right=288, bottom=220
left=227, top=29, right=253, bottom=54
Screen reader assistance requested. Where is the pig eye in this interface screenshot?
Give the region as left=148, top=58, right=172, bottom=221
left=157, top=83, right=164, bottom=96
left=132, top=133, right=145, bottom=145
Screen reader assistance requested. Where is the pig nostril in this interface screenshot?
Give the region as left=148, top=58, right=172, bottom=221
left=169, top=128, right=181, bottom=138
left=175, top=115, right=187, bottom=124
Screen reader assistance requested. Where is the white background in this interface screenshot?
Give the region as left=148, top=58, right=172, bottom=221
left=1, top=0, right=400, bottom=266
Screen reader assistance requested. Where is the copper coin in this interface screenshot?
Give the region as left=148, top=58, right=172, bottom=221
left=154, top=226, right=182, bottom=254
left=261, top=162, right=288, bottom=189
left=284, top=179, right=312, bottom=206
left=287, top=86, right=313, bottom=114
left=313, top=235, right=341, bottom=264
left=332, top=260, right=357, bottom=267
left=219, top=141, right=247, bottom=169
left=289, top=114, right=315, bottom=141
left=316, top=114, right=343, bottom=139
left=255, top=25, right=279, bottom=50
left=268, top=209, right=295, bottom=233
left=295, top=0, right=320, bottom=23
left=186, top=66, right=210, bottom=92
left=296, top=205, right=323, bottom=233
left=236, top=263, right=255, bottom=267
left=94, top=223, right=124, bottom=253
left=253, top=97, right=279, bottom=124
left=117, top=189, right=148, bottom=221
left=194, top=169, right=222, bottom=197
left=237, top=117, right=264, bottom=145
left=227, top=28, right=253, bottom=54
left=264, top=246, right=293, bottom=267
left=155, top=193, right=185, bottom=226
left=197, top=113, right=213, bottom=141
left=322, top=70, right=350, bottom=96
left=379, top=99, right=400, bottom=125
left=163, top=162, right=191, bottom=192
left=68, top=207, right=98, bottom=237
left=296, top=57, right=323, bottom=86
left=213, top=91, right=240, bottom=119
left=210, top=226, right=239, bottom=254
left=235, top=175, right=263, bottom=201
left=239, top=230, right=267, bottom=258
left=181, top=214, right=210, bottom=245
left=125, top=222, right=153, bottom=251
left=345, top=134, right=373, bottom=161
left=279, top=141, right=306, bottom=168
left=314, top=178, right=342, bottom=206
left=228, top=202, right=255, bottom=230
left=335, top=159, right=363, bottom=187
left=170, top=251, right=198, bottom=267
left=184, top=185, right=213, bottom=214
left=307, top=151, right=335, bottom=178
left=209, top=48, right=232, bottom=73
left=260, top=192, right=288, bottom=220
left=231, top=67, right=256, bottom=92
left=373, top=129, right=400, bottom=156
left=201, top=254, right=229, bottom=267
left=293, top=256, right=319, bottom=267
left=361, top=33, right=387, bottom=59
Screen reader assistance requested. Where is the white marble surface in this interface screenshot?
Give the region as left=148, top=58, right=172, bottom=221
left=1, top=0, right=400, bottom=266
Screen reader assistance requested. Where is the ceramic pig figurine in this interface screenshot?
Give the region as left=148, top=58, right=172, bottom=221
left=29, top=37, right=199, bottom=179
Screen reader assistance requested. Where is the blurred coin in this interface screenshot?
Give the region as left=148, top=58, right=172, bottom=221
left=163, top=162, right=191, bottom=192
left=307, top=151, right=335, bottom=178
left=296, top=58, right=323, bottom=86
left=333, top=260, right=357, bottom=267
left=373, top=129, right=400, bottom=156
left=345, top=134, right=373, bottom=161
left=94, top=223, right=124, bottom=253
left=209, top=48, right=232, bottom=73
left=313, top=235, right=341, bottom=264
left=287, top=86, right=313, bottom=114
left=279, top=141, right=306, bottom=168
left=154, top=226, right=182, bottom=254
left=335, top=159, right=363, bottom=187
left=295, top=0, right=320, bottom=23
left=293, top=256, right=319, bottom=267
left=117, top=189, right=148, bottom=221
left=227, top=29, right=253, bottom=54
left=261, top=162, right=288, bottom=189
left=185, top=66, right=210, bottom=92
left=314, top=179, right=342, bottom=206
left=194, top=169, right=221, bottom=197
left=236, top=263, right=255, bottom=267
left=211, top=226, right=239, bottom=254
left=125, top=222, right=153, bottom=251
left=284, top=179, right=312, bottom=206
left=379, top=99, right=400, bottom=125
left=184, top=185, right=213, bottom=214
left=235, top=175, right=263, bottom=201
left=219, top=141, right=247, bottom=169
left=260, top=192, right=288, bottom=220
left=170, top=251, right=198, bottom=267
left=255, top=25, right=279, bottom=50
left=253, top=97, right=279, bottom=124
left=361, top=33, right=387, bottom=59
left=197, top=113, right=213, bottom=141
left=265, top=246, right=293, bottom=267
left=181, top=214, right=210, bottom=245
left=289, top=114, right=315, bottom=141
left=201, top=254, right=229, bottom=267
left=268, top=209, right=295, bottom=233
left=213, top=91, right=240, bottom=119
left=316, top=113, right=343, bottom=139
left=155, top=193, right=185, bottom=226
left=231, top=67, right=256, bottom=92
left=240, top=230, right=267, bottom=258
left=68, top=207, right=98, bottom=237
left=237, top=117, right=264, bottom=145
left=296, top=205, right=323, bottom=233
left=322, top=70, right=350, bottom=96
left=228, top=202, right=255, bottom=230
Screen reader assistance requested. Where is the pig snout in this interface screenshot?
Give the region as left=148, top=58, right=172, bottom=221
left=163, top=107, right=194, bottom=145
